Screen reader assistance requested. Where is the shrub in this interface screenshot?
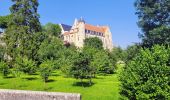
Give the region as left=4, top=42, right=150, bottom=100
left=15, top=56, right=37, bottom=74
left=39, top=60, right=54, bottom=82
left=91, top=50, right=114, bottom=74
left=119, top=45, right=170, bottom=99
left=0, top=61, right=9, bottom=77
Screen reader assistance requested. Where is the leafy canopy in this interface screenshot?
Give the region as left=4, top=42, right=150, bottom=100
left=42, top=23, right=61, bottom=37
left=135, top=0, right=170, bottom=47
left=120, top=45, right=170, bottom=100
left=84, top=37, right=103, bottom=50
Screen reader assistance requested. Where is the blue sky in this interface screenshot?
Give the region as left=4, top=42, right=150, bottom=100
left=0, top=0, right=141, bottom=48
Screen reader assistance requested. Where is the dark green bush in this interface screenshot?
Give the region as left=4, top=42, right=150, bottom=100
left=0, top=61, right=9, bottom=77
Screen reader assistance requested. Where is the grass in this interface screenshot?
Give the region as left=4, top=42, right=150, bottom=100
left=0, top=66, right=122, bottom=100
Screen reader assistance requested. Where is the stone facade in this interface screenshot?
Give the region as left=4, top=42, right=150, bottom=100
left=0, top=89, right=81, bottom=100
left=60, top=18, right=113, bottom=50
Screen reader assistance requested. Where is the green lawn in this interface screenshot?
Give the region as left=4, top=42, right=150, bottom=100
left=0, top=70, right=120, bottom=100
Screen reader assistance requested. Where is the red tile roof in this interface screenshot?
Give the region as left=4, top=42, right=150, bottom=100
left=63, top=24, right=108, bottom=36
left=85, top=24, right=107, bottom=33
left=64, top=32, right=70, bottom=35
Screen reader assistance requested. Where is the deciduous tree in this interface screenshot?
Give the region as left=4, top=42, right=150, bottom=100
left=120, top=45, right=170, bottom=99
left=42, top=23, right=61, bottom=37
left=84, top=37, right=103, bottom=50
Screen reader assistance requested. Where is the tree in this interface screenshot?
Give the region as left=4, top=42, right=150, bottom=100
left=0, top=15, right=12, bottom=30
left=120, top=45, right=170, bottom=99
left=144, top=26, right=170, bottom=47
left=70, top=52, right=93, bottom=85
left=84, top=37, right=103, bottom=50
left=10, top=0, right=41, bottom=33
left=111, top=47, right=124, bottom=61
left=109, top=46, right=125, bottom=70
left=40, top=60, right=54, bottom=82
left=135, top=0, right=170, bottom=47
left=0, top=61, right=9, bottom=77
left=60, top=44, right=77, bottom=76
left=15, top=56, right=37, bottom=74
left=92, top=50, right=114, bottom=74
left=124, top=44, right=141, bottom=63
left=4, top=0, right=41, bottom=64
left=38, top=37, right=63, bottom=62
left=42, top=23, right=61, bottom=37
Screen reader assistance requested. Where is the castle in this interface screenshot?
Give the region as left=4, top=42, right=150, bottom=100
left=60, top=18, right=113, bottom=50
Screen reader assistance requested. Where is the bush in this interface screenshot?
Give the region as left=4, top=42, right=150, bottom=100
left=0, top=61, right=9, bottom=77
left=92, top=50, right=114, bottom=74
left=15, top=56, right=37, bottom=74
left=119, top=45, right=170, bottom=100
left=39, top=60, right=54, bottom=82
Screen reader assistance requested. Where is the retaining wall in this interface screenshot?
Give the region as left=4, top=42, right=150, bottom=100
left=0, top=89, right=81, bottom=100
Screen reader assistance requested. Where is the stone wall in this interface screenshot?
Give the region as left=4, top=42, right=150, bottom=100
left=0, top=89, right=81, bottom=100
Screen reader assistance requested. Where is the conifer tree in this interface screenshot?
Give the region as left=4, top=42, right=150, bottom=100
left=135, top=0, right=170, bottom=47
left=5, top=0, right=41, bottom=63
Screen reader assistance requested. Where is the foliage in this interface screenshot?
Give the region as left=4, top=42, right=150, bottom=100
left=38, top=37, right=64, bottom=62
left=11, top=67, right=21, bottom=78
left=0, top=15, right=12, bottom=30
left=15, top=56, right=37, bottom=74
left=0, top=45, right=5, bottom=61
left=111, top=47, right=124, bottom=61
left=70, top=52, right=93, bottom=85
left=142, top=26, right=170, bottom=47
left=124, top=44, right=141, bottom=62
left=10, top=0, right=41, bottom=33
left=39, top=60, right=54, bottom=82
left=83, top=46, right=114, bottom=75
left=60, top=44, right=77, bottom=76
left=135, top=0, right=170, bottom=47
left=4, top=0, right=41, bottom=67
left=92, top=50, right=114, bottom=74
left=42, top=23, right=61, bottom=37
left=84, top=37, right=103, bottom=50
left=29, top=32, right=48, bottom=62
left=0, top=61, right=9, bottom=77
left=109, top=46, right=125, bottom=69
left=120, top=45, right=170, bottom=100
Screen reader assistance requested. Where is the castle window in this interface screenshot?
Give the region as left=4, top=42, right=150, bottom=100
left=96, top=32, right=98, bottom=35
left=94, top=31, right=96, bottom=35
left=89, top=30, right=91, bottom=34
left=85, top=29, right=88, bottom=33
left=90, top=31, right=93, bottom=34
left=101, top=33, right=104, bottom=36
left=91, top=31, right=94, bottom=35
